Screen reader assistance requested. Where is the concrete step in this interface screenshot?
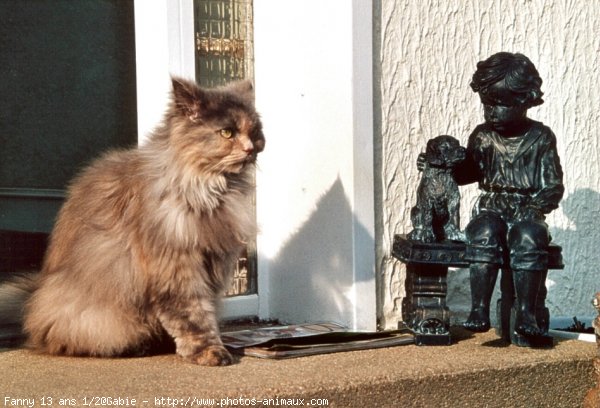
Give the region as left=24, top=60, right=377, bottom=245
left=0, top=328, right=595, bottom=408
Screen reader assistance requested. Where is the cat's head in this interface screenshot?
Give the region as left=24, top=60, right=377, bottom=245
left=166, top=77, right=265, bottom=175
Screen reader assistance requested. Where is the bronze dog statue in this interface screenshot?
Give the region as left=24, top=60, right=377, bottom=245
left=408, top=135, right=466, bottom=243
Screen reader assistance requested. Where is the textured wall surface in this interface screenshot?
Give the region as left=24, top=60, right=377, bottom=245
left=377, top=0, right=600, bottom=329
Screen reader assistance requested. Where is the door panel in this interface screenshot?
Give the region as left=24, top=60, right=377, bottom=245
left=0, top=0, right=137, bottom=233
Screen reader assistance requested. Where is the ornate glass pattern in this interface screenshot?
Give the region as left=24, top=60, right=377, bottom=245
left=194, top=0, right=256, bottom=296
left=194, top=0, right=254, bottom=87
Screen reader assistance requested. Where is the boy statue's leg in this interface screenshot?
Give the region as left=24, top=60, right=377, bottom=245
left=463, top=212, right=506, bottom=332
left=512, top=269, right=545, bottom=336
left=509, top=220, right=550, bottom=337
left=464, top=262, right=498, bottom=332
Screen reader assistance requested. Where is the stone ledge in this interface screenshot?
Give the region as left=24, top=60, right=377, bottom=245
left=0, top=328, right=594, bottom=408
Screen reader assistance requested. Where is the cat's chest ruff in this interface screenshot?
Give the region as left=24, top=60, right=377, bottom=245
left=154, top=177, right=252, bottom=252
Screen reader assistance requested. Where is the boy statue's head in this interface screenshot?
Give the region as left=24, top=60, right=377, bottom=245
left=470, top=52, right=544, bottom=108
left=471, top=52, right=544, bottom=134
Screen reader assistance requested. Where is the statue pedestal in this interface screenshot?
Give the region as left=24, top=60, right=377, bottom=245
left=392, top=234, right=563, bottom=346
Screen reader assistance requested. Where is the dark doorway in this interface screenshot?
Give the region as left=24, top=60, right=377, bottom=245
left=0, top=0, right=137, bottom=273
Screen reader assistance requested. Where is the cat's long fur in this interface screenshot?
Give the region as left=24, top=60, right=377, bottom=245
left=0, top=78, right=264, bottom=365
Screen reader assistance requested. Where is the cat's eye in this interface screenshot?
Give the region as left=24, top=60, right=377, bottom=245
left=218, top=128, right=235, bottom=139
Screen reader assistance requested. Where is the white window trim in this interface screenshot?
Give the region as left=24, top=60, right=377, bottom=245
left=133, top=0, right=195, bottom=144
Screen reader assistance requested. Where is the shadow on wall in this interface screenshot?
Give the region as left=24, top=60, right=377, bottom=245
left=547, top=188, right=600, bottom=315
left=267, top=177, right=374, bottom=326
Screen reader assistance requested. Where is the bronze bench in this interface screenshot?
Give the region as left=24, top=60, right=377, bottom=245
left=392, top=234, right=563, bottom=346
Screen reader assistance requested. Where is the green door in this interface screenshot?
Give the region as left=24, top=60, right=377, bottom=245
left=0, top=0, right=137, bottom=270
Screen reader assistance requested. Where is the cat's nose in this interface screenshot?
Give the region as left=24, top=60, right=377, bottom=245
left=241, top=139, right=254, bottom=154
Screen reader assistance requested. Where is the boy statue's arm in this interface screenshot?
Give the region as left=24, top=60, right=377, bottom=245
left=521, top=131, right=565, bottom=220
left=452, top=129, right=482, bottom=186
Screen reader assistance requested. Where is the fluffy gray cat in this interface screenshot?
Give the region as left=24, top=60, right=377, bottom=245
left=0, top=78, right=265, bottom=366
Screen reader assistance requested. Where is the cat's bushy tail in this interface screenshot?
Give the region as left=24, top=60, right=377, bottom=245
left=0, top=273, right=37, bottom=329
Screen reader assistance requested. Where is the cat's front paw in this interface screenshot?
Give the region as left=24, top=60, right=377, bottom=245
left=189, top=345, right=233, bottom=366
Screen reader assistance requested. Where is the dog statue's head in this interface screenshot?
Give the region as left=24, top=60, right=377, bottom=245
left=425, top=135, right=465, bottom=168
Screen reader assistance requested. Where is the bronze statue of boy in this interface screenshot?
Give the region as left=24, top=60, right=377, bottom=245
left=453, top=52, right=564, bottom=338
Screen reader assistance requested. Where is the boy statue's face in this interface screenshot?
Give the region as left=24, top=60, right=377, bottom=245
left=482, top=104, right=528, bottom=133
left=479, top=81, right=528, bottom=135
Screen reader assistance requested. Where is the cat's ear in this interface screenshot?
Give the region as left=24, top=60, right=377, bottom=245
left=224, top=80, right=255, bottom=104
left=171, top=77, right=204, bottom=121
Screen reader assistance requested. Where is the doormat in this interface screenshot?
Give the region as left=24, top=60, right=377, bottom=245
left=221, top=322, right=414, bottom=359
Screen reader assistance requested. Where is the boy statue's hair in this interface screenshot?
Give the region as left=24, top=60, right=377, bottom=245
left=470, top=52, right=544, bottom=108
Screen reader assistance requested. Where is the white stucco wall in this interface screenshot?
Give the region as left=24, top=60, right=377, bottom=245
left=377, top=0, right=600, bottom=329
